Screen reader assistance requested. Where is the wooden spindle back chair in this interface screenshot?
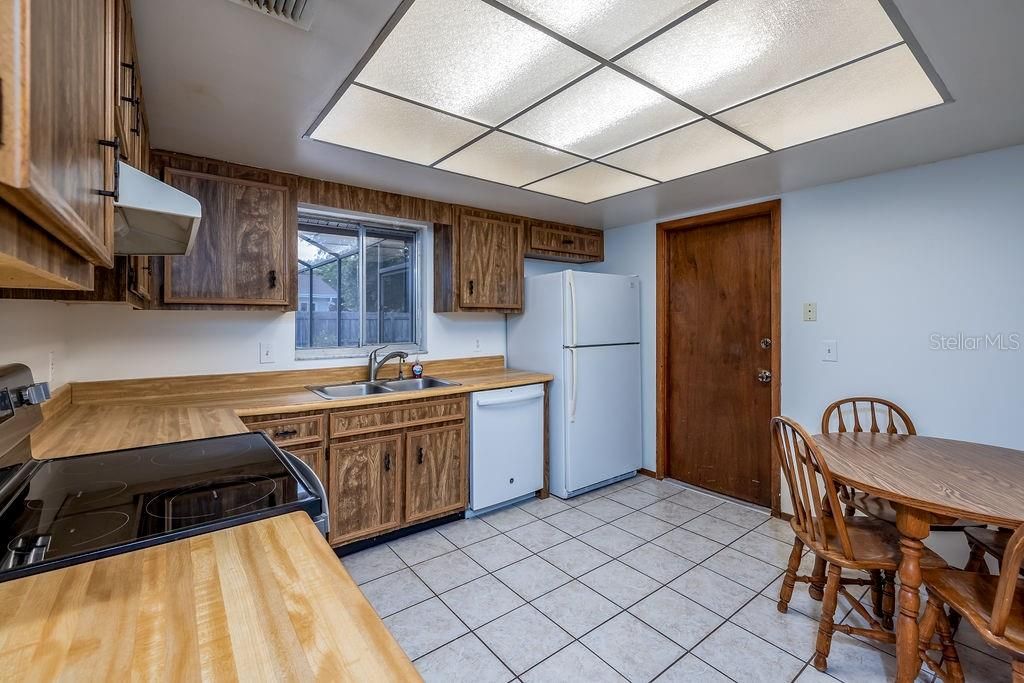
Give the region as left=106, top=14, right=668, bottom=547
left=920, top=525, right=1024, bottom=682
left=821, top=397, right=917, bottom=437
left=770, top=417, right=950, bottom=671
left=773, top=416, right=855, bottom=560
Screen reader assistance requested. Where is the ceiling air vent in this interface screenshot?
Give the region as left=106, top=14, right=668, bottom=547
left=226, top=0, right=318, bottom=31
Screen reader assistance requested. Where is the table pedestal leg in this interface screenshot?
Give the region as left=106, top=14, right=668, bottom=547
left=895, top=504, right=930, bottom=683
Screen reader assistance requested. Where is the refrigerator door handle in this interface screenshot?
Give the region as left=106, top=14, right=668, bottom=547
left=567, top=271, right=578, bottom=347
left=569, top=347, right=578, bottom=422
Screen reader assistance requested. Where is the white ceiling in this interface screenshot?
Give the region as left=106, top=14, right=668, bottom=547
left=132, top=0, right=1024, bottom=229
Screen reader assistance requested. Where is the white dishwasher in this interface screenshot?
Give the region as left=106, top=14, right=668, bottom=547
left=469, top=384, right=545, bottom=511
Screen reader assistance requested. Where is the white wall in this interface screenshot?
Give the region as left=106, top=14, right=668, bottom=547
left=0, top=224, right=507, bottom=384
left=0, top=300, right=70, bottom=387
left=591, top=144, right=1024, bottom=477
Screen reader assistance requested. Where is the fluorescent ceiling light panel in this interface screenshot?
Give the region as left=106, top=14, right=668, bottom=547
left=356, top=0, right=596, bottom=125
left=310, top=85, right=487, bottom=165
left=603, top=120, right=766, bottom=182
left=525, top=163, right=654, bottom=203
left=502, top=67, right=698, bottom=158
left=616, top=0, right=903, bottom=113
left=717, top=45, right=943, bottom=150
left=310, top=0, right=947, bottom=204
left=496, top=0, right=706, bottom=58
left=436, top=132, right=583, bottom=187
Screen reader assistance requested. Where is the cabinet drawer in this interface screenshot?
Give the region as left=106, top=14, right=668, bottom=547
left=330, top=397, right=466, bottom=438
left=245, top=414, right=323, bottom=447
left=527, top=223, right=603, bottom=262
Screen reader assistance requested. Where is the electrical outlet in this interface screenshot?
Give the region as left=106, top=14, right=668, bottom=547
left=803, top=302, right=817, bottom=322
left=822, top=339, right=838, bottom=362
left=474, top=338, right=481, bottom=352
left=259, top=342, right=275, bottom=364
left=48, top=351, right=55, bottom=383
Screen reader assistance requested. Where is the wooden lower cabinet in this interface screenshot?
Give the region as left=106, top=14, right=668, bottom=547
left=328, top=434, right=403, bottom=546
left=405, top=424, right=467, bottom=524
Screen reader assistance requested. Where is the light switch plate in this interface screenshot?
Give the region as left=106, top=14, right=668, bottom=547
left=822, top=339, right=838, bottom=362
left=803, top=302, right=817, bottom=321
left=259, top=342, right=275, bottom=364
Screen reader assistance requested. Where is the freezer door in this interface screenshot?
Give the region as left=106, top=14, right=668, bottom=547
left=563, top=345, right=642, bottom=492
left=563, top=271, right=641, bottom=347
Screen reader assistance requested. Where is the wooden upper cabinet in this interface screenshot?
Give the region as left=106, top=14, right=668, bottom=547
left=525, top=219, right=604, bottom=263
left=163, top=170, right=290, bottom=305
left=434, top=207, right=525, bottom=312
left=328, top=434, right=402, bottom=545
left=0, top=0, right=116, bottom=269
left=404, top=424, right=467, bottom=524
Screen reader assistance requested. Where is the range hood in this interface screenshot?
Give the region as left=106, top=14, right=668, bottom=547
left=113, top=161, right=202, bottom=255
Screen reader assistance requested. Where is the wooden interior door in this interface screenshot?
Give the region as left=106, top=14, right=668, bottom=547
left=328, top=435, right=402, bottom=545
left=404, top=424, right=466, bottom=524
left=658, top=201, right=780, bottom=508
left=163, top=170, right=289, bottom=305
left=457, top=211, right=524, bottom=309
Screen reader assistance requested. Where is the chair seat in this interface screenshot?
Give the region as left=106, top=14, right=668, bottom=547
left=793, top=517, right=947, bottom=571
left=966, top=527, right=1012, bottom=561
left=923, top=568, right=1024, bottom=659
left=840, top=490, right=983, bottom=532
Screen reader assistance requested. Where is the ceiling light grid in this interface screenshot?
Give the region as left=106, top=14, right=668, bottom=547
left=307, top=0, right=950, bottom=204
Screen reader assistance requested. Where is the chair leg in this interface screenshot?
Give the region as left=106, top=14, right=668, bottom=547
left=778, top=537, right=805, bottom=613
left=870, top=569, right=884, bottom=618
left=809, top=556, right=827, bottom=601
left=935, top=607, right=964, bottom=683
left=881, top=570, right=896, bottom=631
left=844, top=504, right=857, bottom=518
left=814, top=564, right=843, bottom=671
left=1012, top=659, right=1024, bottom=683
left=964, top=538, right=989, bottom=573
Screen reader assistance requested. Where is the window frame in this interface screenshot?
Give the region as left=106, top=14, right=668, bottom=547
left=295, top=207, right=427, bottom=360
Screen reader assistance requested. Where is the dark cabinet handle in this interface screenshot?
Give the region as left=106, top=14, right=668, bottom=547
left=273, top=428, right=298, bottom=438
left=467, top=280, right=474, bottom=296
left=96, top=138, right=121, bottom=201
left=561, top=238, right=574, bottom=245
left=417, top=447, right=424, bottom=464
left=121, top=61, right=140, bottom=134
left=268, top=270, right=278, bottom=289
left=384, top=452, right=391, bottom=471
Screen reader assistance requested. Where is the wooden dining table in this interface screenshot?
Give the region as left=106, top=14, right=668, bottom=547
left=814, top=432, right=1024, bottom=683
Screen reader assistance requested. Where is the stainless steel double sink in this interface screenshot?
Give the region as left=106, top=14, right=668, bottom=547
left=306, top=376, right=460, bottom=400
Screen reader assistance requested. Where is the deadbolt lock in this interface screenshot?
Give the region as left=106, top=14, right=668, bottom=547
left=757, top=370, right=772, bottom=384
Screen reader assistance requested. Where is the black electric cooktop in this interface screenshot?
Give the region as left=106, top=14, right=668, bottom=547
left=0, top=432, right=320, bottom=582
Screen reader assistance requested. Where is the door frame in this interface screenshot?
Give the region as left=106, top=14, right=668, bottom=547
left=655, top=199, right=782, bottom=515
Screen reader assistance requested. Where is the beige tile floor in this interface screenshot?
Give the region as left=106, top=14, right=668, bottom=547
left=343, top=476, right=1011, bottom=682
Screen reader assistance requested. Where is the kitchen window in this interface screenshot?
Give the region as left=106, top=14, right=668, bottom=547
left=295, top=209, right=423, bottom=357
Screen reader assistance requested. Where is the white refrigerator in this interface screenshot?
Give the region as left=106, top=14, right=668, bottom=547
left=507, top=271, right=642, bottom=499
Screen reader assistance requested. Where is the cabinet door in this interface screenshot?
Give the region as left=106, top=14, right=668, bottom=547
left=328, top=435, right=402, bottom=545
left=457, top=212, right=524, bottom=310
left=128, top=255, right=150, bottom=300
left=0, top=0, right=115, bottom=268
left=163, top=170, right=290, bottom=305
left=405, top=424, right=467, bottom=524
left=285, top=446, right=327, bottom=490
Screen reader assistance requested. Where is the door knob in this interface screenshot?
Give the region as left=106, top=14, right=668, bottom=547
left=760, top=338, right=772, bottom=349
left=757, top=370, right=772, bottom=384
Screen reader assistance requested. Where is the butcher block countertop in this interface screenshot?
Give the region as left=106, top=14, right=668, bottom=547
left=32, top=357, right=552, bottom=459
left=0, top=512, right=420, bottom=682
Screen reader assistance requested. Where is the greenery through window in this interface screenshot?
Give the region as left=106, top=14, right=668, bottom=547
left=296, top=213, right=419, bottom=350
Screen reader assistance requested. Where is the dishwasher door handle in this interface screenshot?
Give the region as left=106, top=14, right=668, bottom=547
left=475, top=390, right=545, bottom=408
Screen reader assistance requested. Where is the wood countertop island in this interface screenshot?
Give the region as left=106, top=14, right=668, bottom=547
left=0, top=512, right=420, bottom=682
